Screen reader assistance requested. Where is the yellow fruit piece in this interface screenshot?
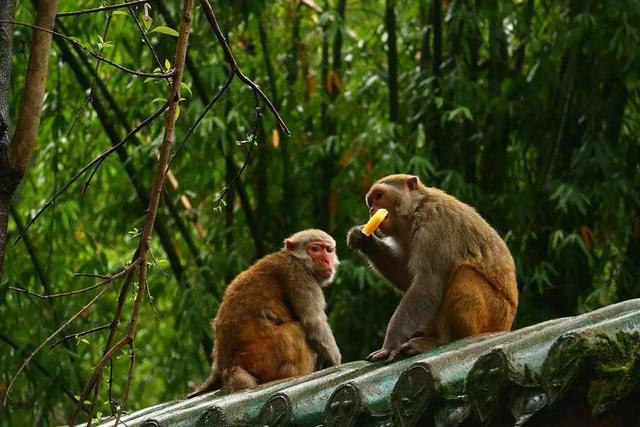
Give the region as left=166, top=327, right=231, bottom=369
left=362, top=208, right=388, bottom=236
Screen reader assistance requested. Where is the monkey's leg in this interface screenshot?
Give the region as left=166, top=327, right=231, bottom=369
left=231, top=322, right=316, bottom=387
left=436, top=266, right=512, bottom=342
left=368, top=272, right=445, bottom=362
left=226, top=366, right=258, bottom=392
left=273, top=322, right=317, bottom=377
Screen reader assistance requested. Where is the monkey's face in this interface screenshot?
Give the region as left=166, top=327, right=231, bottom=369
left=365, top=183, right=404, bottom=236
left=305, top=241, right=339, bottom=285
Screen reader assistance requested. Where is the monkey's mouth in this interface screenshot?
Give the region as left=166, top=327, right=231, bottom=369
left=316, top=268, right=335, bottom=279
left=377, top=216, right=390, bottom=233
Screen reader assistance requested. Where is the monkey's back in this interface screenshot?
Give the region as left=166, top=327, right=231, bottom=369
left=213, top=251, right=310, bottom=378
left=420, top=188, right=518, bottom=307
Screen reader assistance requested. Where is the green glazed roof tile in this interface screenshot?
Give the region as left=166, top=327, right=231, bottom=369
left=94, top=299, right=640, bottom=427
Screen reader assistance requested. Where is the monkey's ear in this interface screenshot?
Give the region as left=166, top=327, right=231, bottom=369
left=406, top=176, right=420, bottom=191
left=284, top=239, right=298, bottom=251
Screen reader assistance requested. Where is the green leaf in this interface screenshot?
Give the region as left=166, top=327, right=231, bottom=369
left=141, top=14, right=153, bottom=31
left=150, top=26, right=179, bottom=37
left=164, top=59, right=171, bottom=70
left=181, top=82, right=192, bottom=96
left=112, top=10, right=128, bottom=16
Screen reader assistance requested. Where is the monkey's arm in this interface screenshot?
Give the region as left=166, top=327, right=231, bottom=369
left=347, top=227, right=412, bottom=290
left=368, top=272, right=445, bottom=362
left=290, top=286, right=342, bottom=366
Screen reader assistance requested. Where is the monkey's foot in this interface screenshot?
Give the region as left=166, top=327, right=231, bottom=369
left=366, top=348, right=400, bottom=363
left=399, top=337, right=440, bottom=356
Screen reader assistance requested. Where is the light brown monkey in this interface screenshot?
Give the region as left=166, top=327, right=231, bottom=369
left=188, top=229, right=341, bottom=397
left=347, top=174, right=518, bottom=361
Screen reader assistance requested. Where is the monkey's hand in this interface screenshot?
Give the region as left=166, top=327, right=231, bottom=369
left=312, top=334, right=341, bottom=367
left=347, top=226, right=374, bottom=252
left=324, top=344, right=342, bottom=367
left=305, top=319, right=342, bottom=366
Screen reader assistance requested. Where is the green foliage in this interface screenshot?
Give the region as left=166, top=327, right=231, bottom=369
left=1, top=0, right=640, bottom=424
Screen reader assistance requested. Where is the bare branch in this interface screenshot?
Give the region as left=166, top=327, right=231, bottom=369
left=9, top=281, right=109, bottom=299
left=1, top=260, right=137, bottom=407
left=15, top=102, right=168, bottom=242
left=124, top=0, right=165, bottom=74
left=69, top=1, right=196, bottom=423
left=0, top=20, right=174, bottom=79
left=215, top=91, right=261, bottom=209
left=49, top=323, right=112, bottom=349
left=57, top=0, right=157, bottom=17
left=63, top=12, right=114, bottom=139
left=168, top=68, right=235, bottom=168
left=198, top=0, right=290, bottom=136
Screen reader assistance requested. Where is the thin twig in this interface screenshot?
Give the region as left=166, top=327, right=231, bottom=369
left=168, top=68, right=235, bottom=168
left=79, top=264, right=137, bottom=425
left=50, top=323, right=112, bottom=349
left=0, top=20, right=173, bottom=79
left=198, top=0, right=290, bottom=135
left=0, top=333, right=89, bottom=413
left=57, top=0, right=156, bottom=17
left=63, top=12, right=114, bottom=139
left=1, top=260, right=137, bottom=407
left=70, top=2, right=196, bottom=423
left=124, top=0, right=165, bottom=74
left=148, top=249, right=168, bottom=279
left=215, top=91, right=261, bottom=209
left=9, top=281, right=110, bottom=299
left=73, top=272, right=112, bottom=280
left=15, top=102, right=168, bottom=244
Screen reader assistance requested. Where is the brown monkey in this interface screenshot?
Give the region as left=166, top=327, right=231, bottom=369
left=188, top=229, right=341, bottom=397
left=347, top=174, right=518, bottom=361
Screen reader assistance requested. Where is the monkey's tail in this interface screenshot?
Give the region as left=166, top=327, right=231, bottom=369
left=187, top=360, right=222, bottom=399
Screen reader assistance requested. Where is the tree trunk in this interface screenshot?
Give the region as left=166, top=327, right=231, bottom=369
left=385, top=0, right=399, bottom=123
left=429, top=0, right=444, bottom=163
left=0, top=0, right=57, bottom=279
left=480, top=1, right=509, bottom=192
left=0, top=0, right=15, bottom=150
left=418, top=0, right=430, bottom=73
left=54, top=33, right=186, bottom=280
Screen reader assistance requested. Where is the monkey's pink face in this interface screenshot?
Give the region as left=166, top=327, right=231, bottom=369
left=305, top=241, right=338, bottom=280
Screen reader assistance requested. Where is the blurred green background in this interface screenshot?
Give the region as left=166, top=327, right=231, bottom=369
left=2, top=0, right=639, bottom=424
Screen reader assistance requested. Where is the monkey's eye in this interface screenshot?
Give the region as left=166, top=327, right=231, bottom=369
left=310, top=246, right=321, bottom=253
left=326, top=247, right=334, bottom=253
left=375, top=192, right=383, bottom=200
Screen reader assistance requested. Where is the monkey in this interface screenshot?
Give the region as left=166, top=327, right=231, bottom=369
left=188, top=229, right=342, bottom=397
left=347, top=174, right=518, bottom=362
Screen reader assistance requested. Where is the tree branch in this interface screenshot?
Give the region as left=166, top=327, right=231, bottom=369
left=49, top=323, right=112, bottom=349
left=1, top=261, right=137, bottom=407
left=198, top=0, right=290, bottom=136
left=0, top=20, right=174, bottom=79
left=70, top=1, right=196, bottom=423
left=57, top=0, right=157, bottom=17
left=16, top=102, right=168, bottom=242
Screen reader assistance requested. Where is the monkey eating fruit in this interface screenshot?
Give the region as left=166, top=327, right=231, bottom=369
left=188, top=229, right=342, bottom=397
left=347, top=174, right=518, bottom=362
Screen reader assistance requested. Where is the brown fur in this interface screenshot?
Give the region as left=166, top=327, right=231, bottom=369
left=188, top=230, right=341, bottom=397
left=348, top=174, right=518, bottom=360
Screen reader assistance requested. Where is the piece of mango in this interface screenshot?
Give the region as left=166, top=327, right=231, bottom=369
left=362, top=208, right=388, bottom=236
